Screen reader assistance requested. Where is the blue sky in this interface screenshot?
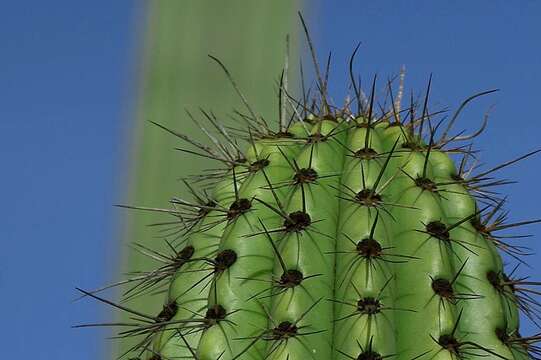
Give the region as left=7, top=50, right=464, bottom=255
left=1, top=1, right=541, bottom=359
left=0, top=2, right=142, bottom=358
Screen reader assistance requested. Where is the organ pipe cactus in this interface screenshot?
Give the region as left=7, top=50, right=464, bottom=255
left=77, top=16, right=541, bottom=360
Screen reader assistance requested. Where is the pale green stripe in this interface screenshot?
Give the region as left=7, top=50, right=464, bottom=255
left=118, top=1, right=301, bottom=356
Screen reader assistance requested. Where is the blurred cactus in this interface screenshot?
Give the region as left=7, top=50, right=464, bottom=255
left=119, top=1, right=300, bottom=356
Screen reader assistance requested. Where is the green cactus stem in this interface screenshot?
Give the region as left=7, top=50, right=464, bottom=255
left=77, top=15, right=541, bottom=360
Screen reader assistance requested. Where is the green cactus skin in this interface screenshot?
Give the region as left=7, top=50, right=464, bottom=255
left=79, top=95, right=541, bottom=360
left=77, top=23, right=541, bottom=360
left=127, top=106, right=539, bottom=360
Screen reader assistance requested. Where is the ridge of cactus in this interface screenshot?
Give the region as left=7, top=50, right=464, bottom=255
left=76, top=14, right=541, bottom=360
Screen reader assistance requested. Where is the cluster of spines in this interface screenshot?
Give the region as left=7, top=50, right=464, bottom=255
left=75, top=14, right=541, bottom=360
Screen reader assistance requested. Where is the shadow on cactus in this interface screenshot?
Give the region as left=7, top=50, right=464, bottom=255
left=75, top=14, right=541, bottom=360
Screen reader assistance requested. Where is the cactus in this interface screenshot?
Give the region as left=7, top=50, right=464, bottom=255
left=77, top=16, right=541, bottom=360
